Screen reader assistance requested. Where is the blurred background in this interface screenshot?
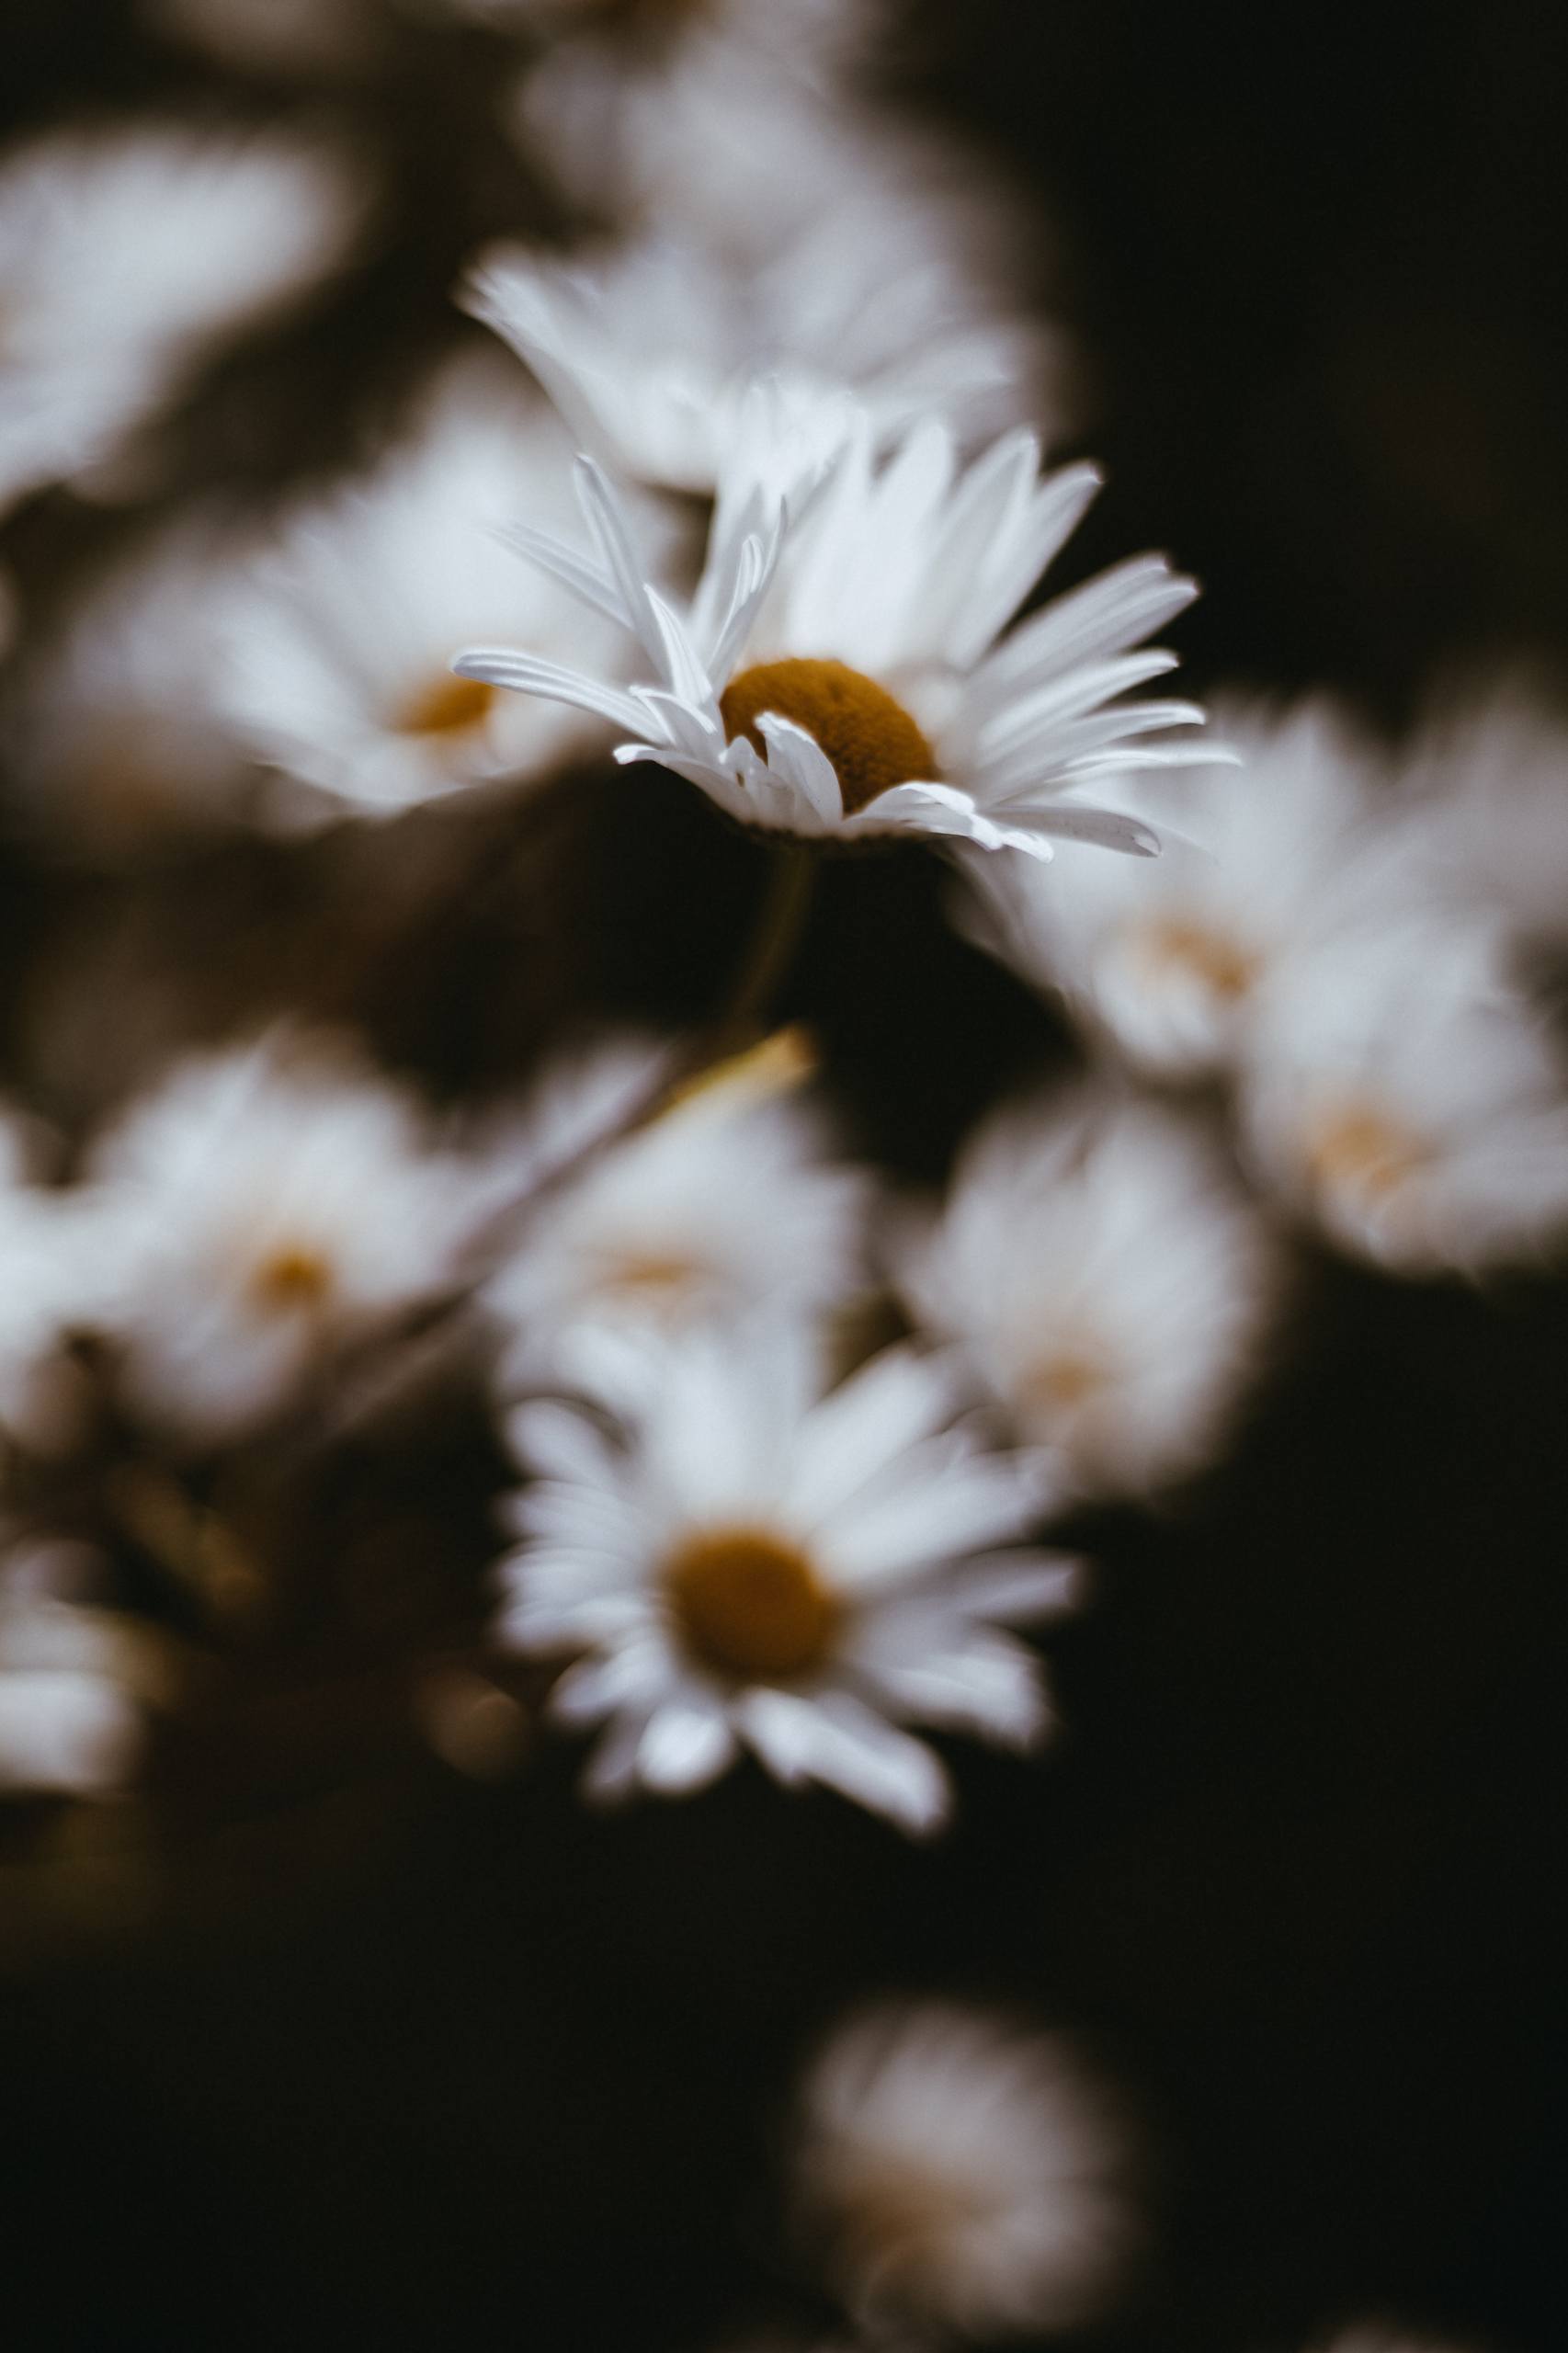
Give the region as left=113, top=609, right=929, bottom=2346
left=0, top=3, right=1566, bottom=2348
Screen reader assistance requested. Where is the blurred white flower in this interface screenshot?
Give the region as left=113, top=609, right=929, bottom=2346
left=482, top=0, right=881, bottom=81
left=0, top=1114, right=107, bottom=1456
left=0, top=121, right=369, bottom=517
left=466, top=211, right=1059, bottom=496
left=6, top=512, right=258, bottom=852
left=1403, top=674, right=1568, bottom=948
left=84, top=1032, right=483, bottom=1443
left=1239, top=905, right=1568, bottom=1273
left=793, top=1999, right=1138, bottom=2338
left=958, top=694, right=1387, bottom=1079
left=496, top=1334, right=1080, bottom=1831
left=457, top=406, right=1205, bottom=857
left=0, top=1543, right=172, bottom=1799
left=485, top=1029, right=869, bottom=1393
left=143, top=0, right=380, bottom=72
left=897, top=1087, right=1281, bottom=1500
left=220, top=359, right=636, bottom=824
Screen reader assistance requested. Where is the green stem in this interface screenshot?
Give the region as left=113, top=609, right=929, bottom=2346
left=711, top=841, right=816, bottom=1056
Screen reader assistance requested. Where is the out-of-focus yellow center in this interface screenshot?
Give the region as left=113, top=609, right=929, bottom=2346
left=397, top=672, right=498, bottom=739
left=597, top=1248, right=704, bottom=1304
left=720, top=658, right=937, bottom=818
left=250, top=1245, right=335, bottom=1311
left=1133, top=915, right=1257, bottom=1003
left=665, top=1524, right=840, bottom=1680
left=1023, top=1347, right=1110, bottom=1414
left=1306, top=1100, right=1428, bottom=1203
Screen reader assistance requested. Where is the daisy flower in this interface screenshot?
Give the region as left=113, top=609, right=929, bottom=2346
left=455, top=407, right=1205, bottom=858
left=218, top=358, right=642, bottom=823
left=792, top=2000, right=1139, bottom=2338
left=1238, top=904, right=1568, bottom=1273
left=6, top=511, right=259, bottom=853
left=0, top=121, right=369, bottom=517
left=484, top=1030, right=869, bottom=1395
left=495, top=1334, right=1080, bottom=1831
left=957, top=692, right=1393, bottom=1079
left=83, top=1032, right=483, bottom=1445
left=465, top=206, right=1059, bottom=495
left=896, top=1087, right=1281, bottom=1501
left=1403, top=673, right=1568, bottom=949
left=0, top=1542, right=172, bottom=1799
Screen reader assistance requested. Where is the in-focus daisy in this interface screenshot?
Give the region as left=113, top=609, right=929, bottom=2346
left=958, top=693, right=1389, bottom=1078
left=792, top=1999, right=1139, bottom=2338
left=456, top=408, right=1206, bottom=858
left=896, top=1087, right=1281, bottom=1501
left=484, top=1029, right=869, bottom=1395
left=495, top=1334, right=1080, bottom=1831
left=466, top=210, right=1059, bottom=496
left=0, top=122, right=368, bottom=517
left=1239, top=905, right=1568, bottom=1273
left=220, top=359, right=638, bottom=824
left=84, top=1032, right=483, bottom=1444
left=6, top=513, right=259, bottom=853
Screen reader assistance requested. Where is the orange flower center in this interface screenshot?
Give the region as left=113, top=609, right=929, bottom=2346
left=720, top=658, right=937, bottom=817
left=665, top=1524, right=840, bottom=1680
left=397, top=672, right=498, bottom=740
left=250, top=1245, right=335, bottom=1311
left=1132, top=915, right=1257, bottom=1003
left=1305, top=1100, right=1428, bottom=1203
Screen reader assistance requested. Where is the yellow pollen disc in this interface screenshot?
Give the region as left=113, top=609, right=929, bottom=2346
left=250, top=1245, right=335, bottom=1311
left=665, top=1524, right=840, bottom=1681
left=396, top=672, right=498, bottom=740
left=720, top=658, right=937, bottom=818
left=1305, top=1101, right=1428, bottom=1203
left=597, top=1248, right=702, bottom=1302
left=1024, top=1347, right=1110, bottom=1414
left=1134, top=915, right=1257, bottom=1003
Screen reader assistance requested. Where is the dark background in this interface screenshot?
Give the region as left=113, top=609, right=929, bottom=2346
left=0, top=3, right=1565, bottom=2347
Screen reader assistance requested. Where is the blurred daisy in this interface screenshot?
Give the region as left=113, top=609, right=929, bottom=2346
left=1403, top=674, right=1568, bottom=948
left=0, top=121, right=369, bottom=517
left=1239, top=906, right=1568, bottom=1273
left=958, top=694, right=1388, bottom=1078
left=0, top=1541, right=172, bottom=1799
left=85, top=1032, right=482, bottom=1444
left=475, top=0, right=880, bottom=79
left=466, top=211, right=1058, bottom=496
left=457, top=409, right=1204, bottom=857
left=793, top=1999, right=1138, bottom=2338
left=6, top=512, right=258, bottom=853
left=220, top=360, right=638, bottom=823
left=896, top=1088, right=1280, bottom=1501
left=484, top=1029, right=869, bottom=1395
left=0, top=1115, right=105, bottom=1455
left=143, top=0, right=380, bottom=72
left=496, top=1335, right=1079, bottom=1831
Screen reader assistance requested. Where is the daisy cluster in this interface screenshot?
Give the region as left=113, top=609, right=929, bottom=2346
left=0, top=2, right=1555, bottom=2348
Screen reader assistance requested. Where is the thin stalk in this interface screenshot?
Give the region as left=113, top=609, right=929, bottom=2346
left=710, top=840, right=815, bottom=1058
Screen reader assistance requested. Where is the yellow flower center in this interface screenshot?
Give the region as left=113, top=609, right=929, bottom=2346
left=596, top=1248, right=704, bottom=1306
left=1023, top=1346, right=1111, bottom=1414
left=250, top=1245, right=335, bottom=1311
left=720, top=658, right=937, bottom=818
left=397, top=672, right=498, bottom=740
left=665, top=1524, right=840, bottom=1680
left=1305, top=1100, right=1428, bottom=1204
left=1131, top=915, right=1257, bottom=1003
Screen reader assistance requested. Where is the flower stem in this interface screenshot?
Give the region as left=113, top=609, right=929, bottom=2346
left=711, top=841, right=815, bottom=1056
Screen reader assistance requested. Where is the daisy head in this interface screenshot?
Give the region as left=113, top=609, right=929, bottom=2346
left=484, top=1029, right=869, bottom=1395
left=791, top=1999, right=1140, bottom=2338
left=83, top=1030, right=483, bottom=1444
left=219, top=358, right=637, bottom=824
left=494, top=1332, right=1081, bottom=1831
left=896, top=1086, right=1282, bottom=1501
left=957, top=692, right=1387, bottom=1080
left=1239, top=905, right=1568, bottom=1274
left=0, top=120, right=369, bottom=515
left=456, top=404, right=1206, bottom=860
left=1403, top=671, right=1568, bottom=948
